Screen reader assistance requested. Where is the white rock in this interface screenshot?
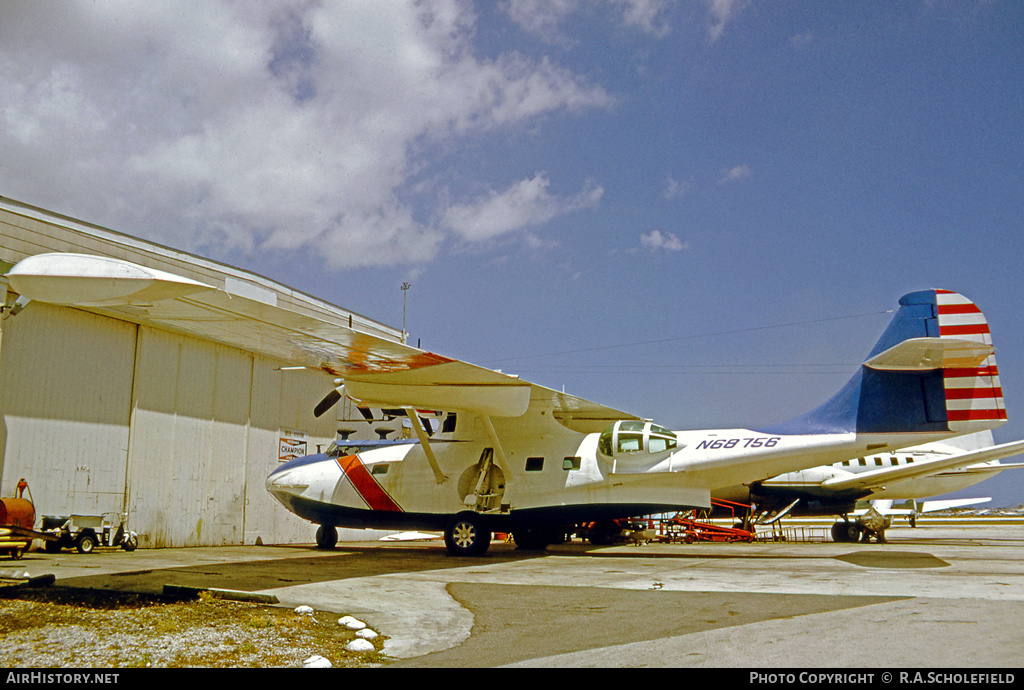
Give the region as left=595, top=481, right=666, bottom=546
left=346, top=639, right=375, bottom=653
left=355, top=628, right=378, bottom=640
left=337, top=615, right=366, bottom=630
left=294, top=605, right=314, bottom=615
left=302, top=654, right=332, bottom=668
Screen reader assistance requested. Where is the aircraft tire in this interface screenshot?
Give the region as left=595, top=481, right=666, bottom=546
left=831, top=521, right=856, bottom=543
left=122, top=533, right=139, bottom=552
left=445, top=513, right=491, bottom=557
left=315, top=524, right=338, bottom=550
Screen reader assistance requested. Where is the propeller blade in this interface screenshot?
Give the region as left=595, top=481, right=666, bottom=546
left=314, top=389, right=342, bottom=418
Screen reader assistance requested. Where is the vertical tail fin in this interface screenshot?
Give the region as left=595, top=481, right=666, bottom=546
left=763, top=289, right=1005, bottom=436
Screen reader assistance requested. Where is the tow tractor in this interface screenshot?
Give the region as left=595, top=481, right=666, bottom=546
left=41, top=512, right=139, bottom=554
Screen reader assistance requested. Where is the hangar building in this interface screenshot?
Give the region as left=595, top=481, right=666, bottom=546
left=0, top=195, right=403, bottom=547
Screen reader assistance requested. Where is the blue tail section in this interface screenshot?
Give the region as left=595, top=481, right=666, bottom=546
left=760, top=290, right=1005, bottom=436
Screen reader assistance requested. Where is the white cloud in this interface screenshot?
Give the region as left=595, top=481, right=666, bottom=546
left=0, top=0, right=613, bottom=269
left=503, top=0, right=671, bottom=40
left=663, top=175, right=691, bottom=199
left=503, top=0, right=581, bottom=43
left=720, top=164, right=752, bottom=183
left=442, top=173, right=603, bottom=243
left=640, top=230, right=688, bottom=252
left=611, top=0, right=673, bottom=38
left=706, top=0, right=745, bottom=42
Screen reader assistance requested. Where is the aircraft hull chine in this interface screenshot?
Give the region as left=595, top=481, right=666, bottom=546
left=274, top=492, right=699, bottom=536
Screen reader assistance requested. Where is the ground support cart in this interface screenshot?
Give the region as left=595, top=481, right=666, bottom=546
left=41, top=513, right=139, bottom=554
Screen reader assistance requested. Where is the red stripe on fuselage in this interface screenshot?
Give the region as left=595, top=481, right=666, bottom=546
left=337, top=455, right=402, bottom=512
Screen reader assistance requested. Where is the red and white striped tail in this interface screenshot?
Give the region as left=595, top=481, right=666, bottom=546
left=936, top=290, right=1006, bottom=430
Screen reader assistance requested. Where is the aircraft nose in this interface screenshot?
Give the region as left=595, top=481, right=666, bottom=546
left=265, top=456, right=319, bottom=497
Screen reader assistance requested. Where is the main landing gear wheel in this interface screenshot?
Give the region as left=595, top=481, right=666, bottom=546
left=315, top=525, right=338, bottom=550
left=831, top=521, right=861, bottom=543
left=445, top=513, right=491, bottom=557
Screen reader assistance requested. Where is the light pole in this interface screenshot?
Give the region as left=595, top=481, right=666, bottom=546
left=401, top=282, right=411, bottom=343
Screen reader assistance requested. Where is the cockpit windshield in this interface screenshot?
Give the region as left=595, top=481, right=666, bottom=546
left=598, top=421, right=678, bottom=457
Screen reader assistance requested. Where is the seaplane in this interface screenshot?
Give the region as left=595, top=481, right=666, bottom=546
left=5, top=253, right=1010, bottom=555
left=714, top=429, right=1024, bottom=542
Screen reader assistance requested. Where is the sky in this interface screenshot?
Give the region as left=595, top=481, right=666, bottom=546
left=2, top=1, right=1023, bottom=506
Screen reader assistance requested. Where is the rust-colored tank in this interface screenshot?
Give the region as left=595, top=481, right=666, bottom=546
left=1, top=478, right=35, bottom=528
left=0, top=497, right=36, bottom=528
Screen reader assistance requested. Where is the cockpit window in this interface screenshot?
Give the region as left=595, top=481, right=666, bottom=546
left=598, top=421, right=678, bottom=458
left=618, top=434, right=642, bottom=453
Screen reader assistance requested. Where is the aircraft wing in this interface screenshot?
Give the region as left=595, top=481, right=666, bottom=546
left=957, top=462, right=1024, bottom=474
left=853, top=497, right=992, bottom=516
left=819, top=439, right=1024, bottom=493
left=5, top=253, right=637, bottom=431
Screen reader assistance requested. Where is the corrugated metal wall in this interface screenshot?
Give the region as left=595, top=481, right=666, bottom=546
left=0, top=304, right=136, bottom=517
left=1, top=196, right=406, bottom=548
left=0, top=301, right=354, bottom=547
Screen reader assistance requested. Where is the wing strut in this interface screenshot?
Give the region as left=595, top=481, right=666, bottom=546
left=404, top=409, right=447, bottom=484
left=480, top=416, right=513, bottom=487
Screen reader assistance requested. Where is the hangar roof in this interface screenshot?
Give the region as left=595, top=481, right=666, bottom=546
left=0, top=195, right=402, bottom=344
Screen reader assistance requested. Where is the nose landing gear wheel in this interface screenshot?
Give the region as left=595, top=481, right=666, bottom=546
left=445, top=513, right=491, bottom=557
left=315, top=525, right=338, bottom=550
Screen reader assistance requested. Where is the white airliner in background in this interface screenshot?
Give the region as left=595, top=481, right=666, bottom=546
left=715, top=429, right=1024, bottom=542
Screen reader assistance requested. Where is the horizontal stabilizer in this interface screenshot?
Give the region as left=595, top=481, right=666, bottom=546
left=864, top=337, right=993, bottom=371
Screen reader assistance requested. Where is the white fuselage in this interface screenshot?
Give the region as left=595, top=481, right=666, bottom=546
left=266, top=404, right=962, bottom=533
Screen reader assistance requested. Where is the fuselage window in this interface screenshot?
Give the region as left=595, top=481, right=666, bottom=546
left=526, top=457, right=544, bottom=472
left=371, top=463, right=389, bottom=475
left=563, top=456, right=582, bottom=471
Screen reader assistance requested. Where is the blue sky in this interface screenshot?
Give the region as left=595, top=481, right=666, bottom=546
left=2, top=1, right=1023, bottom=505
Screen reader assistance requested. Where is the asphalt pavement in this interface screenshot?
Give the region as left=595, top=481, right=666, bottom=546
left=4, top=519, right=1023, bottom=668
